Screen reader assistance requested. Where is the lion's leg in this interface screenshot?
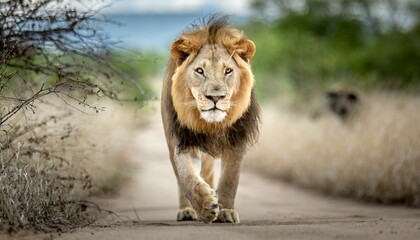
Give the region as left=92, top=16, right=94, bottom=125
left=168, top=150, right=197, bottom=221
left=200, top=154, right=215, bottom=188
left=176, top=185, right=197, bottom=221
left=216, top=152, right=243, bottom=223
left=175, top=149, right=219, bottom=223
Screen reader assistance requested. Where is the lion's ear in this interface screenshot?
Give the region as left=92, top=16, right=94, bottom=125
left=170, top=38, right=201, bottom=66
left=236, top=39, right=256, bottom=63
left=171, top=39, right=189, bottom=66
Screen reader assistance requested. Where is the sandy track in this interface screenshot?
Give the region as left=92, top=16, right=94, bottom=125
left=20, top=111, right=420, bottom=240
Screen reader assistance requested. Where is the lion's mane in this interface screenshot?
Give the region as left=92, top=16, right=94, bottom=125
left=162, top=16, right=260, bottom=157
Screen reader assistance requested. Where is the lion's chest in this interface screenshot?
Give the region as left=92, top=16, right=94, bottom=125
left=175, top=125, right=244, bottom=157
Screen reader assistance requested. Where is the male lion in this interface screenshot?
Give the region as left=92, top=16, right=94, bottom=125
left=161, top=16, right=260, bottom=224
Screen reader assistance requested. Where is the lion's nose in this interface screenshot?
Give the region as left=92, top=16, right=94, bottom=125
left=205, top=95, right=225, bottom=103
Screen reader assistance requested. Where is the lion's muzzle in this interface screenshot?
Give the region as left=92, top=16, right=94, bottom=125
left=200, top=108, right=227, bottom=123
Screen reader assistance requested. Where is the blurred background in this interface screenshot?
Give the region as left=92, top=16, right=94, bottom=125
left=1, top=0, right=419, bottom=233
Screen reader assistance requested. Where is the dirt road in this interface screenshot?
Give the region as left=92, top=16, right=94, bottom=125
left=25, top=111, right=420, bottom=240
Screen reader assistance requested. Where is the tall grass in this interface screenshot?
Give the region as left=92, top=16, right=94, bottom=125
left=0, top=145, right=96, bottom=232
left=0, top=98, right=143, bottom=233
left=0, top=113, right=97, bottom=232
left=247, top=92, right=420, bottom=205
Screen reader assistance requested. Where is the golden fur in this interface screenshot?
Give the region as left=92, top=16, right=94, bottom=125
left=161, top=16, right=260, bottom=223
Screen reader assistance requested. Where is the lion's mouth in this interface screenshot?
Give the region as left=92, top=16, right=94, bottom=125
left=202, top=107, right=226, bottom=112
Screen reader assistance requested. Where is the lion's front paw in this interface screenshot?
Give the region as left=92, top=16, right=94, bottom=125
left=216, top=208, right=240, bottom=223
left=177, top=207, right=198, bottom=221
left=193, top=183, right=219, bottom=223
left=200, top=197, right=219, bottom=223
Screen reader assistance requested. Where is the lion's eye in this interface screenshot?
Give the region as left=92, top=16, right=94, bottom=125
left=225, top=68, right=233, bottom=75
left=195, top=68, right=204, bottom=75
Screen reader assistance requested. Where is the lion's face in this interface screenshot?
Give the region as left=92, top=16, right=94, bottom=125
left=185, top=44, right=240, bottom=123
left=169, top=25, right=256, bottom=133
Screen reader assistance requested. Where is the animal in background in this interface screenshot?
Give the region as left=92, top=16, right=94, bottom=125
left=326, top=88, right=360, bottom=120
left=312, top=85, right=362, bottom=122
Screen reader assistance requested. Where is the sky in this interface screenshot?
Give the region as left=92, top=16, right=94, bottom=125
left=61, top=0, right=254, bottom=50
left=101, top=0, right=252, bottom=15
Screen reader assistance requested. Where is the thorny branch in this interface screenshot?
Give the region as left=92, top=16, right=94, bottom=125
left=0, top=0, right=145, bottom=127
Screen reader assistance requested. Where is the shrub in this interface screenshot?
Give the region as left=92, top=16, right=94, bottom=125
left=0, top=114, right=97, bottom=233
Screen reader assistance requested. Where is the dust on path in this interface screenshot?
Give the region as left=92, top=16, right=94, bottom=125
left=25, top=110, right=420, bottom=240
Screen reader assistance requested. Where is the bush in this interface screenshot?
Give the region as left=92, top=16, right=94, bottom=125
left=0, top=114, right=97, bottom=233
left=0, top=97, right=146, bottom=233
left=0, top=0, right=154, bottom=233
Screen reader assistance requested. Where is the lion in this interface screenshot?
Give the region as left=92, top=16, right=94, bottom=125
left=161, top=16, right=260, bottom=224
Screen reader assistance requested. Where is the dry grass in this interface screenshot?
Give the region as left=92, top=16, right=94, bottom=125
left=0, top=114, right=97, bottom=233
left=246, top=92, right=420, bottom=206
left=0, top=98, right=146, bottom=233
